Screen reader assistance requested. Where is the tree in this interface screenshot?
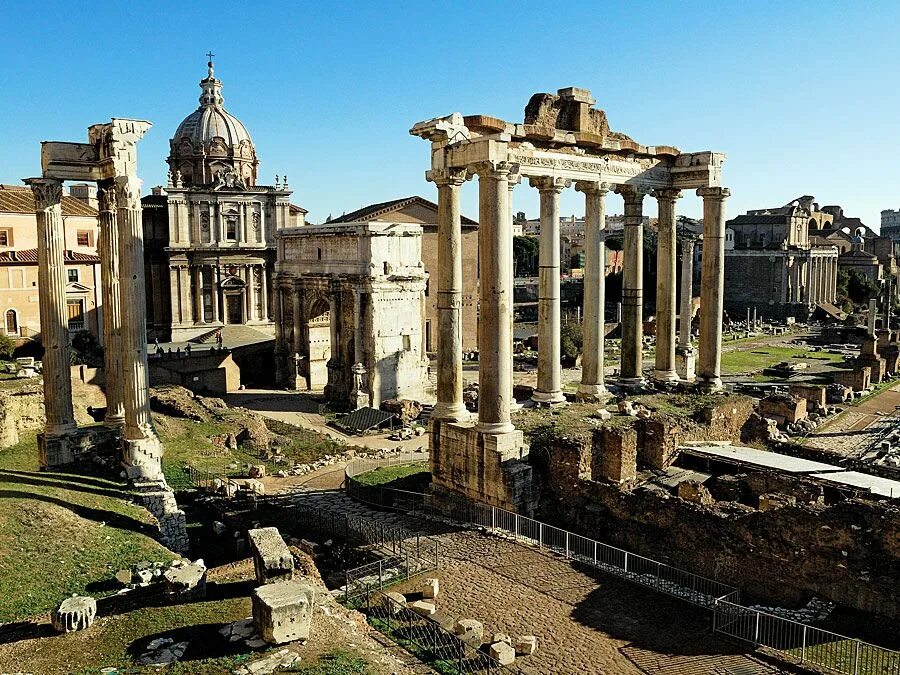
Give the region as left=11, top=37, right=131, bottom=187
left=513, top=236, right=539, bottom=277
left=0, top=333, right=14, bottom=361
left=837, top=268, right=880, bottom=306
left=70, top=330, right=103, bottom=366
left=560, top=321, right=583, bottom=366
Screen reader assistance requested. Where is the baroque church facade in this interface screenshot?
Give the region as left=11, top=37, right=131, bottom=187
left=143, top=59, right=306, bottom=342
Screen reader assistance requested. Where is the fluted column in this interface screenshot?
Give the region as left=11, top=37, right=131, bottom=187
left=475, top=161, right=514, bottom=434
left=530, top=176, right=569, bottom=404
left=273, top=277, right=286, bottom=385
left=618, top=186, right=646, bottom=386
left=26, top=178, right=76, bottom=438
left=97, top=182, right=125, bottom=427
left=676, top=236, right=697, bottom=381
left=194, top=266, right=205, bottom=324
left=576, top=180, right=610, bottom=400
left=116, top=175, right=162, bottom=473
left=653, top=189, right=682, bottom=382
left=428, top=168, right=469, bottom=421
left=697, top=187, right=731, bottom=391
left=809, top=256, right=819, bottom=306
left=260, top=265, right=269, bottom=321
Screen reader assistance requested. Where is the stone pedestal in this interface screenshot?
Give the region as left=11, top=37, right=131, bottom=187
left=675, top=345, right=696, bottom=382
left=252, top=581, right=315, bottom=644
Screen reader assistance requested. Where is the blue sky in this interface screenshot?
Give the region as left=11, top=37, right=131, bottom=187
left=1, top=1, right=898, bottom=227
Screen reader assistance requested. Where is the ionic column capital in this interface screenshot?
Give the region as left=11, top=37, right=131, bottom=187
left=652, top=188, right=683, bottom=202
left=472, top=160, right=517, bottom=180
left=574, top=180, right=611, bottom=195
left=115, top=175, right=143, bottom=209
left=426, top=167, right=468, bottom=187
left=697, top=186, right=731, bottom=201
left=25, top=177, right=63, bottom=209
left=529, top=176, right=570, bottom=194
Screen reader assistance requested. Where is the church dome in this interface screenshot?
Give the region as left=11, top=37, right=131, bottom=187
left=167, top=58, right=259, bottom=188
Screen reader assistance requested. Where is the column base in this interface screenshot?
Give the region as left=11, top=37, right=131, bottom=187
left=431, top=402, right=471, bottom=423
left=123, top=434, right=164, bottom=480
left=531, top=390, right=567, bottom=406
left=103, top=413, right=126, bottom=429
left=474, top=420, right=517, bottom=435
left=675, top=347, right=696, bottom=382
left=617, top=377, right=646, bottom=392
left=576, top=383, right=609, bottom=403
left=697, top=376, right=723, bottom=392
left=653, top=369, right=679, bottom=383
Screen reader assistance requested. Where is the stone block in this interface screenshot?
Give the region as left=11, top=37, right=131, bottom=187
left=789, top=384, right=827, bottom=411
left=490, top=641, right=516, bottom=665
left=595, top=427, right=637, bottom=484
left=248, top=527, right=294, bottom=585
left=382, top=592, right=407, bottom=616
left=677, top=480, right=715, bottom=505
left=515, top=635, right=538, bottom=655
left=248, top=464, right=266, bottom=478
left=453, top=618, right=484, bottom=644
left=492, top=632, right=512, bottom=645
left=163, top=560, right=207, bottom=598
left=252, top=581, right=315, bottom=644
left=51, top=595, right=96, bottom=633
left=758, top=395, right=807, bottom=426
left=421, top=577, right=439, bottom=599
left=834, top=367, right=871, bottom=392
left=759, top=493, right=796, bottom=512
left=409, top=600, right=436, bottom=616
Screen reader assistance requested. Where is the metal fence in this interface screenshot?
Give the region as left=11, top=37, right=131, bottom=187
left=353, top=589, right=520, bottom=674
left=344, top=453, right=429, bottom=513
left=426, top=494, right=739, bottom=609
left=714, top=597, right=900, bottom=675
left=344, top=551, right=439, bottom=602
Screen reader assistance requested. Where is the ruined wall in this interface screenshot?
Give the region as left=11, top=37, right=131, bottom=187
left=538, top=433, right=900, bottom=622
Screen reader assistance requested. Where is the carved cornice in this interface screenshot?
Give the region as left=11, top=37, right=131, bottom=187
left=25, top=178, right=63, bottom=210
left=115, top=176, right=143, bottom=210
left=574, top=180, right=611, bottom=195
left=696, top=186, right=731, bottom=201
left=426, top=167, right=468, bottom=187
left=528, top=176, right=571, bottom=194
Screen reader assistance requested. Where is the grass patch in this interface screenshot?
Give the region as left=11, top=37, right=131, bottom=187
left=353, top=464, right=430, bottom=492
left=0, top=433, right=175, bottom=623
left=291, top=649, right=373, bottom=674
left=721, top=346, right=844, bottom=374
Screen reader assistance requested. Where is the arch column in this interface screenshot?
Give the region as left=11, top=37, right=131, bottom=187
left=474, top=161, right=515, bottom=434
left=97, top=182, right=125, bottom=427
left=428, top=168, right=469, bottom=421
left=530, top=176, right=569, bottom=404
left=697, top=186, right=731, bottom=391
left=25, top=178, right=77, bottom=441
left=653, top=189, right=682, bottom=382
left=617, top=185, right=647, bottom=387
left=575, top=180, right=610, bottom=400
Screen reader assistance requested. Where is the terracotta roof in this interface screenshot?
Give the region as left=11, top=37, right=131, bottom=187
left=330, top=196, right=478, bottom=227
left=0, top=248, right=101, bottom=264
left=0, top=184, right=98, bottom=217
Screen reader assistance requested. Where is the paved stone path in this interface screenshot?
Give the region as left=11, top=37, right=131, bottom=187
left=272, top=488, right=787, bottom=675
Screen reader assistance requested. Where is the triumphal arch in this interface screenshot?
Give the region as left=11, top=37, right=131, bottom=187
left=411, top=87, right=729, bottom=512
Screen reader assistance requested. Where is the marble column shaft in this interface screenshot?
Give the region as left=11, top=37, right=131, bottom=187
left=194, top=266, right=205, bottom=323
left=697, top=187, right=731, bottom=390
left=97, top=183, right=125, bottom=426
left=531, top=176, right=569, bottom=403
left=26, top=178, right=76, bottom=437
left=116, top=175, right=161, bottom=465
left=212, top=266, right=221, bottom=322
left=260, top=266, right=269, bottom=321
left=429, top=169, right=468, bottom=421
left=653, top=189, right=681, bottom=382
left=618, top=186, right=646, bottom=383
left=475, top=162, right=514, bottom=434
left=575, top=181, right=609, bottom=399
left=678, top=238, right=696, bottom=348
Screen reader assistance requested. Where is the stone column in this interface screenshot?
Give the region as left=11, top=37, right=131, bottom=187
left=676, top=236, right=697, bottom=381
left=810, top=256, right=819, bottom=306
left=260, top=265, right=269, bottom=321
left=97, top=182, right=125, bottom=427
left=653, top=189, right=682, bottom=382
left=273, top=277, right=285, bottom=385
left=575, top=180, right=610, bottom=401
left=530, top=176, right=569, bottom=404
left=697, top=187, right=731, bottom=391
left=116, top=175, right=162, bottom=475
left=475, top=161, right=515, bottom=434
left=26, top=178, right=76, bottom=438
left=618, top=185, right=646, bottom=386
left=428, top=168, right=468, bottom=421
left=194, top=266, right=205, bottom=324
left=212, top=266, right=221, bottom=323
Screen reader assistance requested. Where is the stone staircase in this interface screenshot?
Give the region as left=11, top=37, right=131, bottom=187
left=189, top=327, right=221, bottom=344
left=190, top=325, right=274, bottom=346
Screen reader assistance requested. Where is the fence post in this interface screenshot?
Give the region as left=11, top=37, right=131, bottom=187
left=539, top=522, right=543, bottom=549
left=594, top=541, right=598, bottom=565
left=515, top=513, right=519, bottom=540
left=379, top=560, right=383, bottom=591
left=624, top=551, right=629, bottom=574
left=801, top=624, right=807, bottom=663
left=854, top=639, right=860, bottom=675
left=754, top=610, right=760, bottom=644
left=565, top=531, right=570, bottom=559
left=656, top=561, right=661, bottom=591
left=492, top=506, right=496, bottom=530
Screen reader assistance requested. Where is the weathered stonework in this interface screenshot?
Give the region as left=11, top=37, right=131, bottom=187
left=252, top=581, right=315, bottom=644
left=248, top=527, right=294, bottom=585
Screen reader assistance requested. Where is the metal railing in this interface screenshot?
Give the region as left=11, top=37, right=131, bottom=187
left=426, top=494, right=738, bottom=609
left=353, top=589, right=520, bottom=674
left=714, top=597, right=900, bottom=675
left=344, top=550, right=439, bottom=602
left=344, top=452, right=429, bottom=513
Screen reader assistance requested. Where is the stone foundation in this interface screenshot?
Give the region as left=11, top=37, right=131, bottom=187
left=133, top=478, right=190, bottom=555
left=429, top=419, right=535, bottom=514
left=38, top=426, right=122, bottom=470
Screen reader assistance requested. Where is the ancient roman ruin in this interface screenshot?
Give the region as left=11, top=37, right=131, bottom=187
left=411, top=88, right=730, bottom=510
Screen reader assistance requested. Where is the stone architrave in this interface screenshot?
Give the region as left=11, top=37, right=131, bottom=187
left=25, top=178, right=77, bottom=448
left=617, top=185, right=646, bottom=387
left=575, top=180, right=610, bottom=401
left=653, top=189, right=682, bottom=382
left=530, top=176, right=569, bottom=405
left=97, top=182, right=125, bottom=427
left=428, top=167, right=469, bottom=421
left=252, top=581, right=315, bottom=644
left=697, top=187, right=731, bottom=391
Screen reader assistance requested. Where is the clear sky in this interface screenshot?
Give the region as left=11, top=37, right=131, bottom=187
left=1, top=1, right=898, bottom=227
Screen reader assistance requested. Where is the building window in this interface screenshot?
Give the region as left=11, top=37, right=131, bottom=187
left=67, top=300, right=85, bottom=331
left=76, top=230, right=92, bottom=247
left=226, top=217, right=237, bottom=241
left=0, top=229, right=11, bottom=247
left=317, top=247, right=322, bottom=260
left=67, top=268, right=79, bottom=283
left=5, top=309, right=18, bottom=335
